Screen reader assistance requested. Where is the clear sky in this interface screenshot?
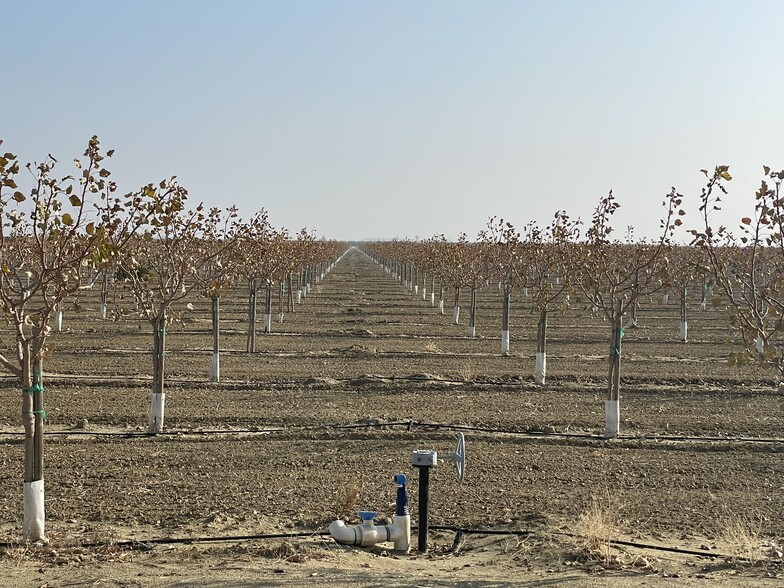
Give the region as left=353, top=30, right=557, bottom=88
left=3, top=0, right=783, bottom=242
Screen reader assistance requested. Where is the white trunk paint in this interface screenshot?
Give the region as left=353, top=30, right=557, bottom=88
left=438, top=299, right=444, bottom=314
left=662, top=293, right=669, bottom=304
left=700, top=300, right=707, bottom=311
left=209, top=352, right=220, bottom=382
left=23, top=479, right=46, bottom=543
left=756, top=336, right=765, bottom=354
left=626, top=316, right=638, bottom=328
left=534, top=352, right=546, bottom=385
left=297, top=290, right=302, bottom=303
left=99, top=302, right=107, bottom=320
left=54, top=309, right=63, bottom=332
left=277, top=312, right=285, bottom=323
left=453, top=306, right=460, bottom=324
left=422, top=288, right=427, bottom=301
left=263, top=313, right=272, bottom=333
left=430, top=292, right=435, bottom=306
left=523, top=287, right=528, bottom=297
left=414, top=285, right=418, bottom=294
left=501, top=330, right=510, bottom=355
left=148, top=392, right=166, bottom=434
left=679, top=321, right=688, bottom=342
left=604, top=399, right=620, bottom=438
left=467, top=326, right=476, bottom=337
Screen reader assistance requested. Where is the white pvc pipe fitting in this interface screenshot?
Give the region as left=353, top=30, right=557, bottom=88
left=329, top=515, right=411, bottom=553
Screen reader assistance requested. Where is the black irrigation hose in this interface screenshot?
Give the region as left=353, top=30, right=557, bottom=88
left=0, top=526, right=732, bottom=561
left=1, top=418, right=783, bottom=445
left=432, top=525, right=730, bottom=559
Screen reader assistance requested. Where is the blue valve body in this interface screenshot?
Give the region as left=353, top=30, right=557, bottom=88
left=394, top=473, right=409, bottom=516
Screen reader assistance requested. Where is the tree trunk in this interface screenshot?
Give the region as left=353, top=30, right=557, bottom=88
left=605, top=299, right=623, bottom=438
left=99, top=271, right=109, bottom=320
left=453, top=287, right=460, bottom=324
left=278, top=280, right=285, bottom=322
left=263, top=281, right=273, bottom=333
left=53, top=302, right=63, bottom=332
left=679, top=285, right=688, bottom=342
left=287, top=274, right=294, bottom=312
left=467, top=283, right=477, bottom=337
left=149, top=310, right=167, bottom=434
left=22, top=339, right=47, bottom=542
left=246, top=280, right=257, bottom=352
left=535, top=307, right=547, bottom=385
left=210, top=296, right=220, bottom=382
left=501, top=289, right=511, bottom=356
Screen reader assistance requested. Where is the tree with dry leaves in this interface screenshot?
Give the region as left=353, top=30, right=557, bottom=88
left=0, top=136, right=120, bottom=541
left=691, top=165, right=784, bottom=389
left=571, top=189, right=681, bottom=437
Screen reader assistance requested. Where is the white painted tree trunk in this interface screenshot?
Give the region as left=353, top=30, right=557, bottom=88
left=414, top=285, right=418, bottom=295
left=679, top=321, right=688, bottom=342
left=604, top=399, right=620, bottom=438
left=501, top=330, right=510, bottom=355
left=467, top=326, right=475, bottom=337
left=430, top=292, right=435, bottom=306
left=53, top=309, right=63, bottom=332
left=99, top=302, right=107, bottom=320
left=453, top=306, right=460, bottom=325
left=662, top=293, right=669, bottom=304
left=277, top=312, right=285, bottom=323
left=209, top=352, right=220, bottom=382
left=263, top=313, right=272, bottom=333
left=534, top=352, right=546, bottom=385
left=422, top=288, right=427, bottom=301
left=148, top=392, right=166, bottom=434
left=756, top=336, right=765, bottom=353
left=523, top=287, right=528, bottom=297
left=297, top=290, right=302, bottom=303
left=438, top=299, right=444, bottom=314
left=23, top=480, right=46, bottom=543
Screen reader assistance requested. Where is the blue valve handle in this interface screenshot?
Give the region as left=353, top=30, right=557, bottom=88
left=358, top=511, right=377, bottom=521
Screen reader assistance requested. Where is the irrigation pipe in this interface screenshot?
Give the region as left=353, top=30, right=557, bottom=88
left=0, top=526, right=731, bottom=561
left=1, top=418, right=782, bottom=445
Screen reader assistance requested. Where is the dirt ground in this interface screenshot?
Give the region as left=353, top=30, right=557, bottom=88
left=0, top=247, right=782, bottom=587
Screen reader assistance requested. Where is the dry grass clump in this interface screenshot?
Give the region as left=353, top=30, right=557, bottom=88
left=456, top=361, right=475, bottom=382
left=338, top=482, right=360, bottom=516
left=576, top=494, right=616, bottom=560
left=718, top=508, right=765, bottom=565
left=423, top=339, right=440, bottom=353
